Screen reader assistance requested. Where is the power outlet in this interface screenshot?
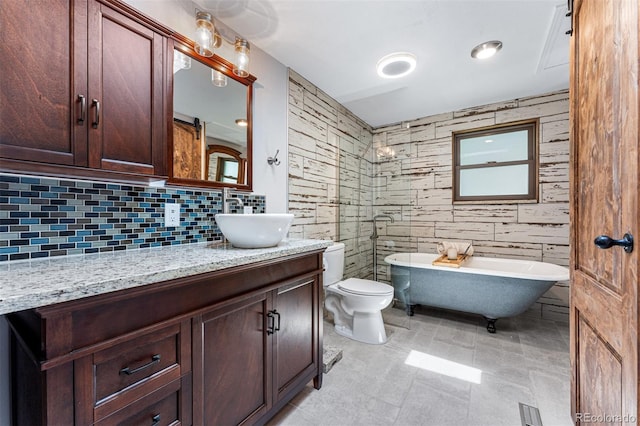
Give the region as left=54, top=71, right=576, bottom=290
left=164, top=203, right=180, bottom=227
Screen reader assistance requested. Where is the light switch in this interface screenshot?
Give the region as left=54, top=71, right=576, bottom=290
left=164, top=203, right=180, bottom=227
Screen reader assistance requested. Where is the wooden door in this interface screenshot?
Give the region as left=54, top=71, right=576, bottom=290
left=193, top=293, right=271, bottom=425
left=87, top=0, right=166, bottom=176
left=570, top=0, right=639, bottom=423
left=173, top=122, right=203, bottom=180
left=273, top=279, right=319, bottom=403
left=0, top=0, right=88, bottom=166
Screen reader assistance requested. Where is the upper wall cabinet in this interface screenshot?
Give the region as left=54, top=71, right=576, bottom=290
left=0, top=0, right=171, bottom=180
left=170, top=35, right=256, bottom=191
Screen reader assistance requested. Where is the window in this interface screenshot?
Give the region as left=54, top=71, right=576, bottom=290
left=453, top=120, right=538, bottom=202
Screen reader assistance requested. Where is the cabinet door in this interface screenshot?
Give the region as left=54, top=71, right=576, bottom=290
left=273, top=279, right=319, bottom=402
left=0, top=0, right=88, bottom=166
left=87, top=0, right=166, bottom=176
left=194, top=293, right=271, bottom=425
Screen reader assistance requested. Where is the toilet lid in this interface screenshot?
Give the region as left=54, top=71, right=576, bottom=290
left=337, top=278, right=394, bottom=296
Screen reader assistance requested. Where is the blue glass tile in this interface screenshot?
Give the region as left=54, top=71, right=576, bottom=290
left=68, top=237, right=83, bottom=243
left=30, top=238, right=49, bottom=244
left=19, top=177, right=39, bottom=184
left=0, top=247, right=19, bottom=254
left=9, top=197, right=30, bottom=204
left=10, top=212, right=29, bottom=218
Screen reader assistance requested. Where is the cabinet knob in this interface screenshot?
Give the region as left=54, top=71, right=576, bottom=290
left=151, top=414, right=161, bottom=426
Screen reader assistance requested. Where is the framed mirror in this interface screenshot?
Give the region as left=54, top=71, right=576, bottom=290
left=169, top=34, right=255, bottom=190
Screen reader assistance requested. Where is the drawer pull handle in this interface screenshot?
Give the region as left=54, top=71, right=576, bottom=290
left=119, top=354, right=161, bottom=376
left=266, top=311, right=275, bottom=335
left=92, top=98, right=100, bottom=129
left=273, top=310, right=281, bottom=332
left=151, top=414, right=161, bottom=426
left=78, top=95, right=86, bottom=124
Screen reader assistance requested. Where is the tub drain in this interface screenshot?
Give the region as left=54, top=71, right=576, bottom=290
left=519, top=402, right=543, bottom=426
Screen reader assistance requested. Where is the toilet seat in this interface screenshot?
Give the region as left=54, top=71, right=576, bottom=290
left=337, top=278, right=394, bottom=296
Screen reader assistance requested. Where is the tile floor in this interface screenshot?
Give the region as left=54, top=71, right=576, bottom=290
left=268, top=306, right=572, bottom=426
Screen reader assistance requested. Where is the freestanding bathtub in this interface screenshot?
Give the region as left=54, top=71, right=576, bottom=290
left=384, top=253, right=570, bottom=333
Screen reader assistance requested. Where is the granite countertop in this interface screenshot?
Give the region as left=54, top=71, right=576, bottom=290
left=0, top=239, right=332, bottom=316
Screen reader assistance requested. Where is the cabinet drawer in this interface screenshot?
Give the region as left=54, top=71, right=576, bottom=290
left=95, top=376, right=183, bottom=426
left=94, top=324, right=181, bottom=403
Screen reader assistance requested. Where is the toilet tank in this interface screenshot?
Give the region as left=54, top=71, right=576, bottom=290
left=323, top=242, right=345, bottom=286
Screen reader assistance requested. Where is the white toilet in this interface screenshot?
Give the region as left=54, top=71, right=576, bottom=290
left=323, top=242, right=394, bottom=344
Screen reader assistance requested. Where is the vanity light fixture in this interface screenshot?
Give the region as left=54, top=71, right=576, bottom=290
left=470, top=40, right=503, bottom=59
left=194, top=11, right=215, bottom=57
left=376, top=52, right=417, bottom=79
left=234, top=38, right=250, bottom=77
left=211, top=69, right=227, bottom=87
left=194, top=11, right=252, bottom=75
left=235, top=118, right=248, bottom=127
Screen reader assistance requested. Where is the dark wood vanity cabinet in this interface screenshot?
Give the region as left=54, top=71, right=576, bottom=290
left=7, top=250, right=324, bottom=425
left=194, top=278, right=321, bottom=425
left=0, top=0, right=169, bottom=178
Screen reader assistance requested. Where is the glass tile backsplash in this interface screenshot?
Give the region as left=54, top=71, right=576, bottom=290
left=0, top=174, right=265, bottom=262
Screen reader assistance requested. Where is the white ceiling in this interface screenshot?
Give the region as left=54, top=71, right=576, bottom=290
left=199, top=0, right=571, bottom=128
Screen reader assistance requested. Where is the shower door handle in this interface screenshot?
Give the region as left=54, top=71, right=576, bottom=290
left=594, top=233, right=633, bottom=253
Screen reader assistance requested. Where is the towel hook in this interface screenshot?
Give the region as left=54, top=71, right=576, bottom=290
left=267, top=149, right=281, bottom=166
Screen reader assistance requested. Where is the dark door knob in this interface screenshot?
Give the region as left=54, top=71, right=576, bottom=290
left=594, top=233, right=634, bottom=253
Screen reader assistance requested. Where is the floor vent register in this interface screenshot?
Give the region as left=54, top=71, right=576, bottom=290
left=519, top=402, right=543, bottom=426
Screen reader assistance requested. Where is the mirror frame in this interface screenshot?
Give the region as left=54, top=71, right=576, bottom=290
left=168, top=33, right=256, bottom=191
left=206, top=144, right=246, bottom=184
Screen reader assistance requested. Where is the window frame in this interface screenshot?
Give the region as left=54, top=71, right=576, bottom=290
left=452, top=119, right=539, bottom=203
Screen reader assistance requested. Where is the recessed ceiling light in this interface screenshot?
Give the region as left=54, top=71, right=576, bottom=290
left=471, top=40, right=503, bottom=59
left=235, top=118, right=248, bottom=127
left=376, top=52, right=417, bottom=79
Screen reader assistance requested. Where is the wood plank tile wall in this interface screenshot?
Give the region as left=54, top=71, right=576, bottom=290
left=287, top=69, right=570, bottom=321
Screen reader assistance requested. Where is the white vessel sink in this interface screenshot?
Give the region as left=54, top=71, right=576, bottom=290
left=215, top=213, right=294, bottom=248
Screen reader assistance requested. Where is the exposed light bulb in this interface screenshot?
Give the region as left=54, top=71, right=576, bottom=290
left=211, top=69, right=227, bottom=87
left=234, top=38, right=250, bottom=77
left=194, top=12, right=214, bottom=57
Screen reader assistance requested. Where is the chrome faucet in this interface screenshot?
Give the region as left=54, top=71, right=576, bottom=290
left=371, top=214, right=394, bottom=240
left=222, top=188, right=244, bottom=214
